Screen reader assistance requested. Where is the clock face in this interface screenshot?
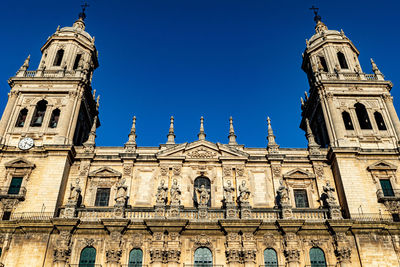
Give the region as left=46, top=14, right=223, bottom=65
left=18, top=137, right=34, bottom=150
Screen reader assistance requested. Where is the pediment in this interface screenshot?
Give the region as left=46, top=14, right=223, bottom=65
left=283, top=168, right=315, bottom=179
left=156, top=140, right=248, bottom=160
left=367, top=160, right=397, bottom=171
left=4, top=158, right=35, bottom=169
left=88, top=167, right=122, bottom=178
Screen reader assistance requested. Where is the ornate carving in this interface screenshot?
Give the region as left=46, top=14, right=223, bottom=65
left=236, top=167, right=245, bottom=177
left=263, top=234, right=276, bottom=248
left=67, top=179, right=81, bottom=206
left=196, top=185, right=210, bottom=207
left=115, top=178, right=128, bottom=207
left=160, top=166, right=168, bottom=176
left=172, top=166, right=181, bottom=176
left=123, top=165, right=132, bottom=176
left=242, top=249, right=257, bottom=263
left=194, top=234, right=212, bottom=248
left=53, top=231, right=71, bottom=263
left=84, top=238, right=95, bottom=247
left=272, top=165, right=281, bottom=177
left=188, top=148, right=216, bottom=159
left=223, top=180, right=235, bottom=203
left=277, top=180, right=290, bottom=206
left=106, top=249, right=122, bottom=263
left=238, top=180, right=250, bottom=204
left=223, top=166, right=232, bottom=177
left=384, top=200, right=400, bottom=213
left=150, top=248, right=164, bottom=263
left=322, top=181, right=337, bottom=206
left=170, top=179, right=181, bottom=206
left=314, top=165, right=324, bottom=178
left=156, top=180, right=168, bottom=205
left=166, top=249, right=181, bottom=263
left=284, top=249, right=300, bottom=263
left=225, top=249, right=241, bottom=263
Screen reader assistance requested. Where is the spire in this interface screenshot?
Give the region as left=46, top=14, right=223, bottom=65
left=73, top=2, right=89, bottom=30
left=228, top=117, right=237, bottom=145
left=305, top=118, right=320, bottom=154
left=310, top=6, right=327, bottom=33
left=79, top=2, right=89, bottom=21
left=83, top=115, right=97, bottom=152
left=16, top=55, right=30, bottom=77
left=267, top=117, right=279, bottom=153
left=370, top=58, right=385, bottom=81
left=166, top=116, right=176, bottom=144
left=198, top=116, right=206, bottom=141
left=125, top=116, right=137, bottom=152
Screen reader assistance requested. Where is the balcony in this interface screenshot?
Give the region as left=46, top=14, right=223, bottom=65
left=183, top=265, right=224, bottom=267
left=120, top=265, right=148, bottom=267
left=350, top=213, right=396, bottom=222
left=9, top=212, right=54, bottom=221
left=292, top=208, right=329, bottom=221
left=68, top=265, right=102, bottom=267
left=376, top=189, right=400, bottom=202
left=0, top=186, right=27, bottom=200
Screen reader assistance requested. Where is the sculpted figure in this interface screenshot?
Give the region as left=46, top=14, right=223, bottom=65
left=277, top=180, right=290, bottom=206
left=115, top=178, right=128, bottom=206
left=196, top=185, right=210, bottom=206
left=323, top=181, right=336, bottom=205
left=238, top=180, right=250, bottom=203
left=156, top=180, right=168, bottom=205
left=223, top=180, right=235, bottom=203
left=170, top=179, right=181, bottom=205
left=68, top=180, right=81, bottom=205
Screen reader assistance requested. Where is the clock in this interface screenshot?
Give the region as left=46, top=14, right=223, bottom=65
left=18, top=137, right=34, bottom=150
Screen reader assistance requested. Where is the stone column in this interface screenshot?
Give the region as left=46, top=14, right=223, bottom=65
left=150, top=232, right=165, bottom=267
left=225, top=232, right=242, bottom=267
left=52, top=219, right=79, bottom=267
left=383, top=94, right=400, bottom=142
left=283, top=233, right=301, bottom=267
left=242, top=232, right=257, bottom=267
left=0, top=91, right=18, bottom=144
left=334, top=233, right=352, bottom=267
left=326, top=92, right=346, bottom=144
left=165, top=232, right=181, bottom=267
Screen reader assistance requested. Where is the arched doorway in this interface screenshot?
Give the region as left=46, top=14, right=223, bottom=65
left=194, top=247, right=212, bottom=266
left=79, top=246, right=96, bottom=267
left=310, top=247, right=327, bottom=267
left=264, top=248, right=278, bottom=266
left=129, top=248, right=143, bottom=266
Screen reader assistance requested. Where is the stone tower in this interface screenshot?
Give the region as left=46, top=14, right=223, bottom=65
left=300, top=14, right=400, bottom=218
left=0, top=12, right=99, bottom=147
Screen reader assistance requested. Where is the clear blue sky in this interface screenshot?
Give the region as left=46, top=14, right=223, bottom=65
left=0, top=1, right=399, bottom=148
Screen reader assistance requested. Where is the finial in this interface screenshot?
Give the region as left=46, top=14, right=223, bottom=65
left=267, top=117, right=279, bottom=153
left=166, top=116, right=176, bottom=144
left=309, top=6, right=321, bottom=23
left=93, top=89, right=96, bottom=99
left=310, top=6, right=328, bottom=33
left=370, top=58, right=382, bottom=74
left=56, top=25, right=60, bottom=32
left=125, top=116, right=137, bottom=152
left=228, top=116, right=237, bottom=145
left=305, top=118, right=320, bottom=154
left=21, top=55, right=30, bottom=69
left=198, top=116, right=206, bottom=141
left=304, top=91, right=308, bottom=101
left=300, top=97, right=305, bottom=106
left=79, top=2, right=89, bottom=21
left=83, top=115, right=97, bottom=152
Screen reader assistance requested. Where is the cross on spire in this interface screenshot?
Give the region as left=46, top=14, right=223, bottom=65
left=309, top=5, right=321, bottom=23
left=79, top=2, right=89, bottom=20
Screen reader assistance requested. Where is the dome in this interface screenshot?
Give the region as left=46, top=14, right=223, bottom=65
left=58, top=18, right=93, bottom=42
left=307, top=21, right=346, bottom=49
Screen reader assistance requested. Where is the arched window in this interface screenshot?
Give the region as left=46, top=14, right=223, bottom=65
left=30, top=100, right=48, bottom=127
left=355, top=103, right=372, bottom=130
left=374, top=112, right=387, bottom=130
left=194, top=247, right=212, bottom=266
left=318, top=56, right=328, bottom=72
left=342, top=111, right=354, bottom=130
left=310, top=247, right=327, bottom=267
left=79, top=246, right=96, bottom=267
left=15, top=108, right=28, bottom=127
left=48, top=109, right=60, bottom=128
left=73, top=54, right=82, bottom=70
left=53, top=49, right=64, bottom=66
left=194, top=176, right=211, bottom=207
left=264, top=248, right=278, bottom=267
left=129, top=249, right=143, bottom=267
left=337, top=52, right=348, bottom=69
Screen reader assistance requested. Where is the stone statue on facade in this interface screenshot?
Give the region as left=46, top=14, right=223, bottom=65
left=223, top=180, right=235, bottom=203
left=322, top=181, right=336, bottom=206
left=238, top=180, right=250, bottom=204
left=156, top=180, right=168, bottom=205
left=196, top=185, right=210, bottom=206
left=277, top=180, right=290, bottom=206
left=170, top=179, right=181, bottom=205
left=67, top=179, right=81, bottom=206
left=115, top=178, right=128, bottom=206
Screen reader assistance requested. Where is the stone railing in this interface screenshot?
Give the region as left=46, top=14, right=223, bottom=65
left=321, top=72, right=378, bottom=81
left=292, top=208, right=329, bottom=221
left=183, top=265, right=224, bottom=267
left=252, top=209, right=280, bottom=221
left=76, top=207, right=115, bottom=221
left=69, top=265, right=102, bottom=267
left=9, top=212, right=54, bottom=220
left=350, top=213, right=395, bottom=222
left=17, top=69, right=83, bottom=78
left=0, top=186, right=27, bottom=200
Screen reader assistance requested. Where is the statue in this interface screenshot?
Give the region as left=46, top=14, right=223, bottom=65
left=238, top=180, right=250, bottom=204
left=277, top=180, right=290, bottom=206
left=170, top=179, right=181, bottom=205
left=115, top=178, right=128, bottom=206
left=322, top=181, right=336, bottom=205
left=68, top=179, right=81, bottom=205
left=196, top=185, right=210, bottom=206
left=156, top=180, right=168, bottom=205
left=223, top=180, right=235, bottom=203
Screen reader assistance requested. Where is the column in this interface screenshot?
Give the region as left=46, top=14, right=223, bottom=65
left=0, top=91, right=18, bottom=143
left=58, top=91, right=78, bottom=144
left=326, top=93, right=346, bottom=144
left=383, top=95, right=400, bottom=142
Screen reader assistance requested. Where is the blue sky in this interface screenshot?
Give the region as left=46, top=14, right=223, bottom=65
left=0, top=1, right=399, bottom=148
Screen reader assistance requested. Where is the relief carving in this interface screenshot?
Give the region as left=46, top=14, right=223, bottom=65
left=188, top=148, right=217, bottom=159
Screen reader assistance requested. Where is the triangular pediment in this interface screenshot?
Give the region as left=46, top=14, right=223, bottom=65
left=367, top=160, right=397, bottom=171
left=156, top=140, right=248, bottom=160
left=283, top=168, right=315, bottom=179
left=4, top=158, right=35, bottom=169
left=88, top=167, right=121, bottom=178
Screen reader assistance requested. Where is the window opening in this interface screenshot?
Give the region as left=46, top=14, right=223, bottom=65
left=380, top=179, right=394, bottom=197
left=355, top=103, right=372, bottom=130
left=129, top=249, right=143, bottom=267
left=31, top=100, right=48, bottom=127
left=310, top=247, right=327, bottom=267
left=264, top=248, right=278, bottom=267
left=337, top=52, right=348, bottom=69
left=8, top=177, right=23, bottom=195
left=342, top=111, right=354, bottom=130
left=95, top=188, right=110, bottom=206
left=319, top=56, right=328, bottom=72
left=49, top=109, right=60, bottom=128
left=374, top=112, right=387, bottom=130
left=2, top=212, right=11, bottom=221
left=194, top=247, right=213, bottom=266
left=53, top=49, right=64, bottom=66
left=294, top=189, right=309, bottom=208
left=15, top=108, right=28, bottom=127
left=79, top=246, right=96, bottom=267
left=73, top=54, right=82, bottom=70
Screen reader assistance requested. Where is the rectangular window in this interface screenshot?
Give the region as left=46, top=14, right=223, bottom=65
left=294, top=189, right=309, bottom=208
left=380, top=179, right=395, bottom=197
left=2, top=211, right=11, bottom=221
left=8, top=177, right=23, bottom=195
left=95, top=188, right=110, bottom=206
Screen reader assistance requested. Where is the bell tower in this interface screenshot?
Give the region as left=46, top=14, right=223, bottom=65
left=0, top=8, right=99, bottom=147
left=300, top=11, right=400, bottom=150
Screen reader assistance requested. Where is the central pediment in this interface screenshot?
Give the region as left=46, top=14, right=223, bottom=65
left=156, top=140, right=249, bottom=161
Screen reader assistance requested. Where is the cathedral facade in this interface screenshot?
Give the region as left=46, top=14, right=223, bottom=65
left=0, top=9, right=399, bottom=267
